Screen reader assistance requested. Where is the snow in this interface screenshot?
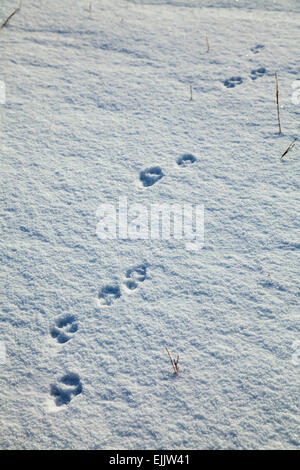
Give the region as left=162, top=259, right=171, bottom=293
left=0, top=0, right=299, bottom=450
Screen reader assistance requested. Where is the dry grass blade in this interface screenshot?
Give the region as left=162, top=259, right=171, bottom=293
left=275, top=72, right=282, bottom=134
left=165, top=347, right=179, bottom=374
left=281, top=138, right=297, bottom=159
left=206, top=34, right=210, bottom=53
left=0, top=4, right=21, bottom=30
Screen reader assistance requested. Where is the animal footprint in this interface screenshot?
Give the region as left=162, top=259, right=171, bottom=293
left=250, top=67, right=266, bottom=80
left=50, top=373, right=82, bottom=407
left=177, top=153, right=196, bottom=166
left=140, top=166, right=164, bottom=187
left=123, top=265, right=147, bottom=291
left=51, top=315, right=78, bottom=344
left=98, top=284, right=121, bottom=305
left=250, top=44, right=264, bottom=54
left=224, top=76, right=243, bottom=88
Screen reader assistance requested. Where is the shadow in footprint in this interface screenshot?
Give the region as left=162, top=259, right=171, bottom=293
left=124, top=265, right=147, bottom=290
left=140, top=166, right=164, bottom=187
left=224, top=77, right=243, bottom=88
left=51, top=315, right=78, bottom=344
left=250, top=67, right=266, bottom=80
left=50, top=373, right=82, bottom=407
left=177, top=154, right=197, bottom=166
left=98, top=285, right=121, bottom=305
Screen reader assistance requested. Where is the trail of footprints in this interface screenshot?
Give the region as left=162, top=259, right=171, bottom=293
left=48, top=41, right=269, bottom=407
left=98, top=150, right=197, bottom=305
left=98, top=153, right=197, bottom=307
left=98, top=264, right=147, bottom=306
left=49, top=267, right=149, bottom=403
left=49, top=312, right=82, bottom=406
left=138, top=152, right=197, bottom=188
left=224, top=44, right=266, bottom=88
left=48, top=153, right=193, bottom=406
left=48, top=42, right=266, bottom=401
left=49, top=310, right=81, bottom=407
left=98, top=152, right=197, bottom=305
left=49, top=41, right=266, bottom=398
left=224, top=67, right=266, bottom=88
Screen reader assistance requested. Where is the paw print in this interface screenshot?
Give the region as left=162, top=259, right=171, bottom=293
left=50, top=373, right=82, bottom=407
left=123, top=265, right=147, bottom=291
left=250, top=67, right=266, bottom=80
left=140, top=166, right=164, bottom=187
left=177, top=153, right=197, bottom=166
left=224, top=77, right=243, bottom=88
left=98, top=284, right=121, bottom=305
left=51, top=315, right=78, bottom=344
left=250, top=44, right=264, bottom=54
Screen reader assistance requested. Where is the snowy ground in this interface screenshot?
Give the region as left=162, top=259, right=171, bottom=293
left=0, top=0, right=299, bottom=450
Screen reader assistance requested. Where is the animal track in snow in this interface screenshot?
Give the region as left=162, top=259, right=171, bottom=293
left=224, top=76, right=243, bottom=88
left=98, top=284, right=121, bottom=305
left=250, top=67, right=266, bottom=80
left=140, top=166, right=164, bottom=187
left=50, top=373, right=82, bottom=407
left=123, top=265, right=147, bottom=291
left=250, top=44, right=264, bottom=54
left=177, top=153, right=197, bottom=166
left=51, top=315, right=78, bottom=343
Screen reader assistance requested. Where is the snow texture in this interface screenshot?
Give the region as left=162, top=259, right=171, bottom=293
left=0, top=0, right=299, bottom=450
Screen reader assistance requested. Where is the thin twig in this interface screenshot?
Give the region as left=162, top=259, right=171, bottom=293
left=275, top=72, right=282, bottom=134
left=166, top=347, right=176, bottom=373
left=0, top=5, right=21, bottom=30
left=281, top=138, right=297, bottom=159
left=189, top=84, right=193, bottom=101
left=165, top=347, right=179, bottom=374
left=174, top=354, right=179, bottom=371
left=206, top=34, right=210, bottom=53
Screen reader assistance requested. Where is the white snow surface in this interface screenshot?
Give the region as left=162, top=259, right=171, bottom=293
left=0, top=0, right=299, bottom=450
